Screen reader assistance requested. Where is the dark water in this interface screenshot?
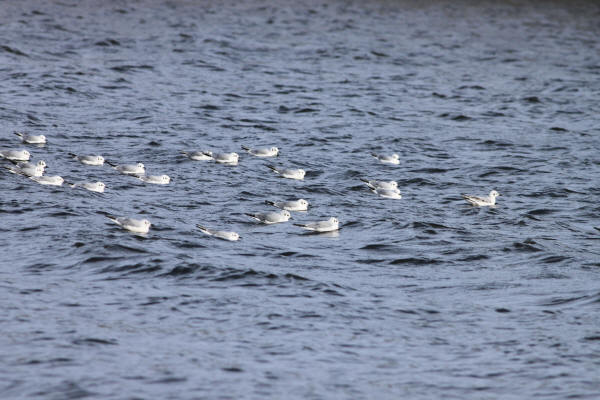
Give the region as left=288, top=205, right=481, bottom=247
left=1, top=0, right=600, bottom=398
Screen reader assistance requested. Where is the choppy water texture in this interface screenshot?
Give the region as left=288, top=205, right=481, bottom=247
left=1, top=0, right=600, bottom=398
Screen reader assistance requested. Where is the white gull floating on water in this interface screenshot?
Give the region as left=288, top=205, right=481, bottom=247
left=196, top=224, right=240, bottom=241
left=462, top=190, right=500, bottom=206
left=294, top=217, right=339, bottom=232
left=241, top=145, right=279, bottom=157
left=137, top=174, right=170, bottom=185
left=360, top=178, right=398, bottom=190
left=245, top=210, right=292, bottom=224
left=106, top=161, right=145, bottom=175
left=204, top=152, right=238, bottom=165
left=267, top=165, right=305, bottom=180
left=69, top=153, right=105, bottom=166
left=107, top=216, right=151, bottom=234
left=14, top=132, right=46, bottom=144
left=181, top=150, right=213, bottom=161
left=29, top=175, right=64, bottom=186
left=0, top=149, right=30, bottom=161
left=69, top=181, right=105, bottom=193
left=265, top=199, right=309, bottom=211
left=371, top=152, right=400, bottom=165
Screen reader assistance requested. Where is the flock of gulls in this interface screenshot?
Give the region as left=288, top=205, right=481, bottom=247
left=2, top=132, right=501, bottom=241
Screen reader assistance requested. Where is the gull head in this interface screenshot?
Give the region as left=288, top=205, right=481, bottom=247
left=271, top=147, right=279, bottom=155
left=97, top=182, right=106, bottom=188
left=37, top=160, right=47, bottom=167
left=490, top=190, right=500, bottom=199
left=142, top=219, right=151, bottom=227
left=298, top=199, right=308, bottom=207
left=160, top=175, right=171, bottom=183
left=282, top=210, right=292, bottom=219
left=23, top=150, right=31, bottom=158
left=97, top=156, right=105, bottom=163
left=329, top=217, right=339, bottom=224
left=136, top=163, right=145, bottom=169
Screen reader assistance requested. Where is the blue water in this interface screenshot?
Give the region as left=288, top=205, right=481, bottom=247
left=1, top=1, right=600, bottom=398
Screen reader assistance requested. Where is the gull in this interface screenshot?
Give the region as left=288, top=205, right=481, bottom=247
left=265, top=199, right=309, bottom=211
left=294, top=217, right=339, bottom=232
left=137, top=174, right=170, bottom=185
left=0, top=149, right=30, bottom=161
left=360, top=178, right=398, bottom=190
left=371, top=152, right=399, bottom=165
left=16, top=160, right=46, bottom=169
left=29, top=175, right=64, bottom=186
left=181, top=150, right=213, bottom=161
left=106, top=216, right=151, bottom=234
left=267, top=165, right=305, bottom=180
left=7, top=163, right=45, bottom=177
left=196, top=224, right=240, bottom=241
left=241, top=145, right=279, bottom=157
left=372, top=188, right=402, bottom=199
left=245, top=210, right=292, bottom=224
left=106, top=161, right=145, bottom=175
left=68, top=153, right=105, bottom=166
left=462, top=190, right=500, bottom=206
left=205, top=152, right=238, bottom=165
left=14, top=132, right=46, bottom=144
left=69, top=181, right=105, bottom=193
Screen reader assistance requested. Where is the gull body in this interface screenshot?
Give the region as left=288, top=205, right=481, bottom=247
left=371, top=153, right=400, bottom=165
left=207, top=152, right=238, bottom=165
left=30, top=175, right=64, bottom=186
left=14, top=132, right=46, bottom=144
left=245, top=210, right=292, bottom=224
left=265, top=199, right=309, bottom=211
left=182, top=150, right=213, bottom=161
left=70, top=181, right=105, bottom=193
left=294, top=217, right=339, bottom=233
left=267, top=165, right=305, bottom=180
left=107, top=216, right=151, bottom=234
left=372, top=188, right=402, bottom=199
left=69, top=153, right=105, bottom=166
left=360, top=178, right=398, bottom=191
left=0, top=149, right=30, bottom=161
left=196, top=225, right=240, bottom=241
left=8, top=164, right=45, bottom=177
left=108, top=162, right=145, bottom=175
left=241, top=145, right=279, bottom=157
left=16, top=160, right=46, bottom=169
left=462, top=190, right=500, bottom=206
left=137, top=174, right=170, bottom=185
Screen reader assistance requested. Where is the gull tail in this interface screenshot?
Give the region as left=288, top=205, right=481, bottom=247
left=370, top=153, right=379, bottom=159
left=105, top=215, right=119, bottom=225
left=360, top=178, right=376, bottom=189
left=67, top=152, right=78, bottom=159
left=244, top=213, right=260, bottom=221
left=196, top=224, right=212, bottom=235
left=13, top=132, right=24, bottom=138
left=293, top=223, right=307, bottom=228
left=105, top=160, right=117, bottom=167
left=201, top=151, right=213, bottom=158
left=241, top=145, right=250, bottom=152
left=266, top=165, right=279, bottom=174
left=264, top=200, right=276, bottom=207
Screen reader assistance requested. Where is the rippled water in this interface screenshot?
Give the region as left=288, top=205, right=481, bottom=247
left=1, top=1, right=600, bottom=398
